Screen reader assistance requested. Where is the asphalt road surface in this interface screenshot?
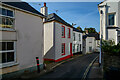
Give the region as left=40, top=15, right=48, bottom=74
left=35, top=53, right=98, bottom=80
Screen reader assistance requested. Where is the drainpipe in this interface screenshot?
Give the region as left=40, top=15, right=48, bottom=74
left=99, top=10, right=103, bottom=67
left=99, top=3, right=107, bottom=67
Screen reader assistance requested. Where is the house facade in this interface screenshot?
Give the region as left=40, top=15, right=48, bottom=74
left=98, top=0, right=120, bottom=45
left=0, top=2, right=44, bottom=78
left=73, top=27, right=82, bottom=54
left=42, top=3, right=73, bottom=62
left=83, top=33, right=100, bottom=54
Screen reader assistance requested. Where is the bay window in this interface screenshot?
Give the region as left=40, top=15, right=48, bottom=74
left=108, top=13, right=115, bottom=26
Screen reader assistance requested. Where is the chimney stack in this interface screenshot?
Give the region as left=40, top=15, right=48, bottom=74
left=44, top=2, right=46, bottom=7
left=41, top=2, right=48, bottom=17
left=86, top=30, right=89, bottom=34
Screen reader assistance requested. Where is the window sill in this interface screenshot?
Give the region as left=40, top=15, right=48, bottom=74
left=0, top=62, right=19, bottom=69
left=107, top=25, right=116, bottom=27
left=62, top=37, right=65, bottom=38
left=62, top=53, right=65, bottom=56
left=0, top=28, right=16, bottom=32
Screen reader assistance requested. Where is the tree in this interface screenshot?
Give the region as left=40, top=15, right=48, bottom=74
left=84, top=27, right=97, bottom=33
left=76, top=26, right=83, bottom=32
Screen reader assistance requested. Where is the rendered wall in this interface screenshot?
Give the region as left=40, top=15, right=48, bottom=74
left=73, top=31, right=82, bottom=54
left=55, top=22, right=73, bottom=61
left=44, top=22, right=55, bottom=60
left=1, top=8, right=44, bottom=74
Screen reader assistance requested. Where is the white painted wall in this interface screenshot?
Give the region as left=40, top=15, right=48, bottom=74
left=44, top=22, right=55, bottom=60
left=55, top=22, right=73, bottom=60
left=108, top=29, right=118, bottom=44
left=44, top=21, right=73, bottom=61
left=0, top=7, right=44, bottom=74
left=86, top=37, right=96, bottom=53
left=83, top=37, right=100, bottom=54
left=99, top=1, right=120, bottom=44
left=73, top=31, right=82, bottom=54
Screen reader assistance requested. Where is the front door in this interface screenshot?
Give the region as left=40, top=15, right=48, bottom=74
left=70, top=43, right=73, bottom=56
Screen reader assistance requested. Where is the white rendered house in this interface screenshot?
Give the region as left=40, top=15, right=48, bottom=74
left=42, top=3, right=73, bottom=62
left=83, top=33, right=100, bottom=54
left=0, top=2, right=44, bottom=78
left=73, top=27, right=83, bottom=54
left=98, top=0, right=120, bottom=45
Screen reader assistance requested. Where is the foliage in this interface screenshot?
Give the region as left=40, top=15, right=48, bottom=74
left=76, top=26, right=83, bottom=32
left=102, top=40, right=120, bottom=56
left=84, top=27, right=97, bottom=33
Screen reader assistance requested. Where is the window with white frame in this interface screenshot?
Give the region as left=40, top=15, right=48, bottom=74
left=108, top=13, right=115, bottom=26
left=61, top=43, right=65, bottom=55
left=89, top=46, right=92, bottom=52
left=68, top=28, right=71, bottom=38
left=0, top=42, right=15, bottom=63
left=0, top=7, right=14, bottom=29
left=62, top=26, right=65, bottom=38
left=73, top=33, right=75, bottom=41
left=73, top=44, right=75, bottom=53
left=79, top=34, right=81, bottom=41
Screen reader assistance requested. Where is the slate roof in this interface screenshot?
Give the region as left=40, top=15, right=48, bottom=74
left=83, top=33, right=100, bottom=40
left=2, top=2, right=44, bottom=17
left=73, top=27, right=82, bottom=33
left=46, top=13, right=73, bottom=27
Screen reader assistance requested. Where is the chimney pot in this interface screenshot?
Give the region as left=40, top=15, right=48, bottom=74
left=44, top=2, right=46, bottom=7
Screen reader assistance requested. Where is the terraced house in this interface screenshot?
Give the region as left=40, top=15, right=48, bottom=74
left=0, top=2, right=44, bottom=78
left=43, top=3, right=73, bottom=62
left=83, top=33, right=100, bottom=54
left=73, top=27, right=83, bottom=54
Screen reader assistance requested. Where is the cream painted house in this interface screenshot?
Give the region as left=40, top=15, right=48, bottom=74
left=83, top=33, right=100, bottom=54
left=73, top=27, right=83, bottom=54
left=98, top=0, right=120, bottom=45
left=42, top=3, right=73, bottom=62
left=0, top=2, right=44, bottom=78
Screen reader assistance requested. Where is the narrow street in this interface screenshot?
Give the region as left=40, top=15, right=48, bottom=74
left=35, top=53, right=98, bottom=80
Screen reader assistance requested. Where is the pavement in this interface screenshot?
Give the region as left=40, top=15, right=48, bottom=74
left=87, top=57, right=103, bottom=80
left=6, top=53, right=103, bottom=80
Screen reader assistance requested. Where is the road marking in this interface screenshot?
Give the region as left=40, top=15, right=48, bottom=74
left=81, top=56, right=98, bottom=80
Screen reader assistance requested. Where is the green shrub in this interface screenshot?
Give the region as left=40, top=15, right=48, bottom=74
left=102, top=40, right=120, bottom=56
